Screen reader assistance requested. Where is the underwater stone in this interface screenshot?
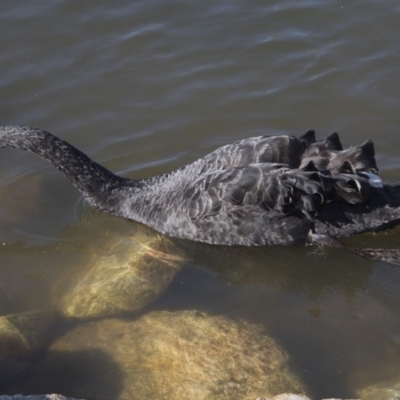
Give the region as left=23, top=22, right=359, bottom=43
left=11, top=310, right=307, bottom=400
left=356, top=383, right=400, bottom=400
left=58, top=233, right=185, bottom=319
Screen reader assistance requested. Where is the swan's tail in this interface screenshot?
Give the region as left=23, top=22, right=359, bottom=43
left=0, top=126, right=128, bottom=212
left=259, top=161, right=373, bottom=219
left=299, top=130, right=378, bottom=174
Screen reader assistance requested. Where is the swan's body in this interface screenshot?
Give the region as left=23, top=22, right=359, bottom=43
left=1, top=126, right=400, bottom=247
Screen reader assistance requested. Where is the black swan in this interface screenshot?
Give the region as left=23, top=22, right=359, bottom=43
left=1, top=126, right=400, bottom=256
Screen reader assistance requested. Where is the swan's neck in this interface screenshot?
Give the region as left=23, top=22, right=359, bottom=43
left=0, top=126, right=141, bottom=213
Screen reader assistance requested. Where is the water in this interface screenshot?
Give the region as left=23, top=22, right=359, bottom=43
left=1, top=0, right=400, bottom=398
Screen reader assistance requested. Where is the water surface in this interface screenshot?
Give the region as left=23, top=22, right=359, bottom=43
left=1, top=1, right=400, bottom=398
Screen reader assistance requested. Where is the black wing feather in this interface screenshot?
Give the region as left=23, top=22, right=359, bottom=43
left=185, top=132, right=377, bottom=222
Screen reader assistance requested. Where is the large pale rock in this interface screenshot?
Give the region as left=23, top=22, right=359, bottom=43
left=11, top=310, right=306, bottom=400
left=58, top=233, right=185, bottom=319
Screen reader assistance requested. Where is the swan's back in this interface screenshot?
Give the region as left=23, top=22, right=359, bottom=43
left=129, top=130, right=386, bottom=245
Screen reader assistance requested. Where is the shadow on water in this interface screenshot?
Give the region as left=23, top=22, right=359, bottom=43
left=6, top=348, right=125, bottom=400
left=177, top=240, right=374, bottom=301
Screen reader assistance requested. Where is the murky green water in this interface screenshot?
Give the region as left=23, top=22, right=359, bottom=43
left=1, top=1, right=400, bottom=398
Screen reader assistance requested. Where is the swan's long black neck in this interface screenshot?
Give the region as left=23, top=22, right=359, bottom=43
left=0, top=126, right=140, bottom=213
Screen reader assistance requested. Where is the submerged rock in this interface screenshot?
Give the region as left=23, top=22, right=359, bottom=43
left=11, top=310, right=306, bottom=400
left=357, top=382, right=400, bottom=400
left=58, top=232, right=186, bottom=319
left=0, top=311, right=59, bottom=361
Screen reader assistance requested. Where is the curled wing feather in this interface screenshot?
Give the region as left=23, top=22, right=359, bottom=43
left=186, top=162, right=372, bottom=221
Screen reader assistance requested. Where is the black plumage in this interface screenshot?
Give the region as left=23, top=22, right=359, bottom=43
left=1, top=126, right=399, bottom=247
